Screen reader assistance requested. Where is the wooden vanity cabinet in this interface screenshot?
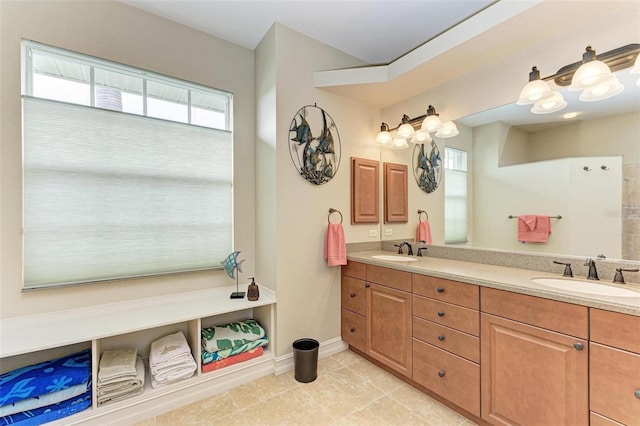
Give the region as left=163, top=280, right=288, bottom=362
left=480, top=288, right=589, bottom=426
left=589, top=309, right=640, bottom=425
left=412, top=275, right=480, bottom=416
left=341, top=262, right=412, bottom=377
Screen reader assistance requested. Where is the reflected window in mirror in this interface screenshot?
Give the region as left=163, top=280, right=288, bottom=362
left=444, top=148, right=468, bottom=244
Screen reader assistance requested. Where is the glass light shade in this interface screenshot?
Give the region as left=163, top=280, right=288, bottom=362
left=390, top=134, right=408, bottom=149
left=376, top=130, right=392, bottom=145
left=569, top=59, right=615, bottom=91
left=516, top=79, right=554, bottom=105
left=579, top=77, right=624, bottom=102
left=530, top=91, right=568, bottom=114
left=421, top=115, right=443, bottom=132
left=411, top=129, right=432, bottom=143
left=435, top=121, right=459, bottom=138
left=631, top=54, right=640, bottom=87
left=397, top=122, right=415, bottom=139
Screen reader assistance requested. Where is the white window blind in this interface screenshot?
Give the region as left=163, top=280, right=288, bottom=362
left=23, top=97, right=233, bottom=288
left=444, top=148, right=468, bottom=244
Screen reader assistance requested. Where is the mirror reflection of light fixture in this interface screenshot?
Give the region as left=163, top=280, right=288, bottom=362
left=531, top=91, right=568, bottom=114
left=411, top=128, right=432, bottom=144
left=375, top=123, right=392, bottom=146
left=435, top=121, right=460, bottom=138
left=390, top=134, right=409, bottom=149
left=421, top=105, right=443, bottom=132
left=569, top=46, right=623, bottom=101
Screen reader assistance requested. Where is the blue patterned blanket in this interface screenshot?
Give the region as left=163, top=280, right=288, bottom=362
left=0, top=389, right=91, bottom=425
left=0, top=349, right=91, bottom=407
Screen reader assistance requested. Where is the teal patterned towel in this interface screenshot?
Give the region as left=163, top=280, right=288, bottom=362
left=201, top=337, right=269, bottom=365
left=201, top=319, right=266, bottom=353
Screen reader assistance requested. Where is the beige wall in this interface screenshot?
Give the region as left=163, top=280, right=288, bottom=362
left=256, top=24, right=379, bottom=357
left=0, top=1, right=255, bottom=317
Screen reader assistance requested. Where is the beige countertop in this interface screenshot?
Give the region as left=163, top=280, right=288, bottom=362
left=347, top=250, right=640, bottom=316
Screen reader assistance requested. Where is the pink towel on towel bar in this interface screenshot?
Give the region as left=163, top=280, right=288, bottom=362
left=517, top=215, right=551, bottom=243
left=325, top=223, right=347, bottom=266
left=416, top=220, right=432, bottom=244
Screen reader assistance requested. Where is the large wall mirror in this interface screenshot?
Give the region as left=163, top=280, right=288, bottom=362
left=381, top=66, right=640, bottom=262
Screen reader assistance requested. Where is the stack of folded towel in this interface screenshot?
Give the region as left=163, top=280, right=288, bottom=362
left=97, top=347, right=145, bottom=406
left=0, top=349, right=92, bottom=425
left=149, top=331, right=197, bottom=388
left=201, top=319, right=269, bottom=370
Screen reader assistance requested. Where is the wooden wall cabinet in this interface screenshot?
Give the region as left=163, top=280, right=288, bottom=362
left=351, top=157, right=379, bottom=224
left=383, top=162, right=408, bottom=223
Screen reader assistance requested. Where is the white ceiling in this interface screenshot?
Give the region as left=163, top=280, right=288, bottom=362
left=120, top=0, right=495, bottom=64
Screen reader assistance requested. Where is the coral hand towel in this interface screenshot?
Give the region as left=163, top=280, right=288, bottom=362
left=517, top=215, right=551, bottom=243
left=325, top=223, right=347, bottom=266
left=416, top=221, right=432, bottom=244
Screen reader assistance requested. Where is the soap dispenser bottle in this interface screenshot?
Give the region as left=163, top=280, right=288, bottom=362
left=247, top=277, right=260, bottom=301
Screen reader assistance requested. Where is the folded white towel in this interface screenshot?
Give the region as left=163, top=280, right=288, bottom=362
left=98, top=347, right=138, bottom=385
left=97, top=356, right=145, bottom=406
left=150, top=364, right=196, bottom=389
left=149, top=331, right=193, bottom=370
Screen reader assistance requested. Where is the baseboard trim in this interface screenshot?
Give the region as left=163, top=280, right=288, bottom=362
left=273, top=337, right=348, bottom=376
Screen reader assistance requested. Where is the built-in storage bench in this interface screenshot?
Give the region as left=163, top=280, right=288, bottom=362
left=0, top=284, right=276, bottom=425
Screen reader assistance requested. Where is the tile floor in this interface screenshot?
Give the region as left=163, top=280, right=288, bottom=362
left=135, top=350, right=477, bottom=425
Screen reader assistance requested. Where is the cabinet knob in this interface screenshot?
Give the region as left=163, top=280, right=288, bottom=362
left=350, top=293, right=356, bottom=298
left=438, top=335, right=445, bottom=341
left=437, top=287, right=444, bottom=293
left=573, top=342, right=584, bottom=351
left=438, top=370, right=445, bottom=378
left=437, top=311, right=445, bottom=317
left=365, top=283, right=370, bottom=288
left=634, top=390, right=640, bottom=400
left=350, top=327, right=355, bottom=333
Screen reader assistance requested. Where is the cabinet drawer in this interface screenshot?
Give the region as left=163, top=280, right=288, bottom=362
left=590, top=309, right=640, bottom=353
left=481, top=287, right=588, bottom=339
left=341, top=309, right=366, bottom=352
left=412, top=275, right=478, bottom=309
left=590, top=342, right=640, bottom=425
left=342, top=261, right=366, bottom=280
left=590, top=412, right=625, bottom=426
left=413, top=338, right=480, bottom=417
left=341, top=276, right=366, bottom=315
left=413, top=295, right=479, bottom=336
left=412, top=317, right=479, bottom=363
left=366, top=264, right=411, bottom=292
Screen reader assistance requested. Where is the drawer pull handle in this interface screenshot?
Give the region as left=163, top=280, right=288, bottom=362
left=573, top=342, right=584, bottom=351
left=350, top=293, right=356, bottom=298
left=438, top=335, right=445, bottom=341
left=437, top=311, right=445, bottom=317
left=634, top=390, right=640, bottom=400
left=436, top=287, right=444, bottom=293
left=438, top=370, right=445, bottom=378
left=350, top=327, right=356, bottom=333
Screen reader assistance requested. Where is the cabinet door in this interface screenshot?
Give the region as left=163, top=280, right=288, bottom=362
left=481, top=313, right=588, bottom=426
left=383, top=162, right=408, bottom=223
left=351, top=157, right=379, bottom=223
left=366, top=283, right=412, bottom=377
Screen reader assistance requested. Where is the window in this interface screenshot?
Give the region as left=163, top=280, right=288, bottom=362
left=22, top=40, right=233, bottom=288
left=444, top=147, right=468, bottom=243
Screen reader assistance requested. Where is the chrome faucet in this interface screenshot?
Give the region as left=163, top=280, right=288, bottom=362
left=585, top=258, right=599, bottom=280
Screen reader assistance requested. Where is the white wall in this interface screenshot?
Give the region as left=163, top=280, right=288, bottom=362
left=255, top=24, right=379, bottom=357
left=0, top=0, right=255, bottom=317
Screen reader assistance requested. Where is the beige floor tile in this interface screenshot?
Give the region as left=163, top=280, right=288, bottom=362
left=240, top=386, right=333, bottom=425
left=316, top=354, right=346, bottom=375
left=155, top=391, right=238, bottom=425
left=228, top=371, right=300, bottom=410
left=347, top=357, right=406, bottom=394
left=133, top=418, right=156, bottom=426
left=337, top=396, right=429, bottom=425
left=301, top=366, right=385, bottom=419
left=329, top=349, right=362, bottom=367
left=390, top=384, right=468, bottom=426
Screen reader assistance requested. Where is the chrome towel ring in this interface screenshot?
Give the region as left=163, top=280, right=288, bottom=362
left=418, top=209, right=429, bottom=222
left=328, top=208, right=343, bottom=224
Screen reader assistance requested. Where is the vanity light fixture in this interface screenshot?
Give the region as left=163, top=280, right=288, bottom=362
left=420, top=105, right=444, bottom=133
left=568, top=46, right=620, bottom=98
left=390, top=134, right=409, bottom=149
left=397, top=114, right=415, bottom=139
left=630, top=53, right=640, bottom=87
left=530, top=91, right=568, bottom=114
left=375, top=123, right=392, bottom=146
left=516, top=66, right=555, bottom=105
left=435, top=121, right=460, bottom=138
left=411, top=128, right=432, bottom=144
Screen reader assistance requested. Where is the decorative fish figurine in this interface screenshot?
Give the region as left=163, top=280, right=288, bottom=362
left=221, top=251, right=245, bottom=279
left=291, top=114, right=313, bottom=145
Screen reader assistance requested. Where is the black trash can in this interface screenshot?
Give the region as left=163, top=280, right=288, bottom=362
left=292, top=338, right=319, bottom=383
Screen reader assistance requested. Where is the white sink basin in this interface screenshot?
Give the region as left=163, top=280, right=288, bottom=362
left=372, top=255, right=417, bottom=262
left=531, top=278, right=640, bottom=298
